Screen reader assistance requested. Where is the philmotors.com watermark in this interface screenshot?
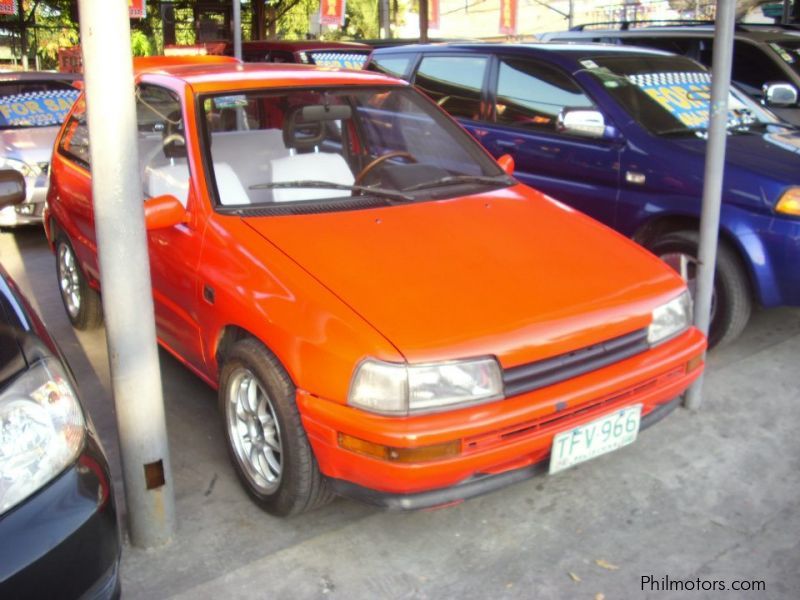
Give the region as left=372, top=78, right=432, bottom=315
left=641, top=574, right=766, bottom=592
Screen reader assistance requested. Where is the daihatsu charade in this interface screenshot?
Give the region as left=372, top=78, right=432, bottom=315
left=44, top=59, right=706, bottom=515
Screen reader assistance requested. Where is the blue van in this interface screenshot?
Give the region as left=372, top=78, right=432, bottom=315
left=367, top=43, right=800, bottom=347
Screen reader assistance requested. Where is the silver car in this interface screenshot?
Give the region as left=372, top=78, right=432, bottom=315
left=0, top=72, right=80, bottom=228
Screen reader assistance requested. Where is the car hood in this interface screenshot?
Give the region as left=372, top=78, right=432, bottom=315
left=669, top=126, right=800, bottom=184
left=243, top=186, right=684, bottom=366
left=1, top=125, right=60, bottom=164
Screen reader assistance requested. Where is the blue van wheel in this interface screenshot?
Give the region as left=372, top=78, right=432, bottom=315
left=649, top=231, right=751, bottom=349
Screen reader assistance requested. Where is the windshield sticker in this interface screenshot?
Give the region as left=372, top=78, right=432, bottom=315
left=627, top=72, right=714, bottom=129
left=309, top=52, right=368, bottom=69
left=0, top=89, right=80, bottom=128
left=214, top=95, right=248, bottom=109
left=580, top=59, right=599, bottom=70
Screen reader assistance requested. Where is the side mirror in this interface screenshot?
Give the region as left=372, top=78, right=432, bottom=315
left=557, top=108, right=606, bottom=139
left=762, top=82, right=798, bottom=107
left=0, top=169, right=26, bottom=210
left=497, top=153, right=515, bottom=176
left=144, top=194, right=186, bottom=230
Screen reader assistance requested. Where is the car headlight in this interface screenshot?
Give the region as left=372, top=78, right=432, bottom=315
left=0, top=157, right=38, bottom=179
left=775, top=187, right=800, bottom=216
left=648, top=290, right=693, bottom=346
left=0, top=358, right=85, bottom=515
left=349, top=357, right=504, bottom=416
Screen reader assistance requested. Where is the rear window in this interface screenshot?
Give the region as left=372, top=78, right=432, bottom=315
left=0, top=80, right=79, bottom=129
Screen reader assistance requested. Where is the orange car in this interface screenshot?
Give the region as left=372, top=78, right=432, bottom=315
left=44, top=60, right=705, bottom=516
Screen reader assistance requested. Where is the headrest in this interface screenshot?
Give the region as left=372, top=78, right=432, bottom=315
left=163, top=110, right=187, bottom=160
left=282, top=104, right=352, bottom=151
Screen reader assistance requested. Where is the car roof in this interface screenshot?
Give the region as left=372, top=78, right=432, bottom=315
left=136, top=60, right=407, bottom=90
left=372, top=42, right=673, bottom=60
left=242, top=39, right=371, bottom=52
left=544, top=26, right=800, bottom=42
left=0, top=71, right=80, bottom=82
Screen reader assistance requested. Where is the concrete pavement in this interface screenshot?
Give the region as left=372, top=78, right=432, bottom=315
left=2, top=226, right=798, bottom=599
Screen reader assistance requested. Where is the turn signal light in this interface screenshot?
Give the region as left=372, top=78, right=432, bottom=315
left=686, top=354, right=704, bottom=373
left=776, top=188, right=800, bottom=216
left=338, top=433, right=461, bottom=463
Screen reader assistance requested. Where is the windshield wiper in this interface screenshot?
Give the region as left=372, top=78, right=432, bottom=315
left=250, top=180, right=413, bottom=203
left=401, top=174, right=514, bottom=193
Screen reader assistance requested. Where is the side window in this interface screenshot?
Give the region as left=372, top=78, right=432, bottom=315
left=136, top=85, right=190, bottom=207
left=731, top=41, right=789, bottom=93
left=58, top=97, right=91, bottom=168
left=413, top=55, right=488, bottom=120
left=369, top=55, right=413, bottom=79
left=495, top=58, right=594, bottom=131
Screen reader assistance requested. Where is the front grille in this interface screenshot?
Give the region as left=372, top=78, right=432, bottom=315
left=464, top=364, right=684, bottom=454
left=503, top=328, right=650, bottom=398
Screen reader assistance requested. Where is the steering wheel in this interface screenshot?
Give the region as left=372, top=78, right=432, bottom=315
left=354, top=151, right=417, bottom=185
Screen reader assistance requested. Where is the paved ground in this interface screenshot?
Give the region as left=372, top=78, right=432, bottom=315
left=2, top=226, right=799, bottom=600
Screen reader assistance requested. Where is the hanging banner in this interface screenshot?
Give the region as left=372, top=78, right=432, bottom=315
left=499, top=0, right=517, bottom=36
left=129, top=0, right=146, bottom=19
left=428, top=0, right=440, bottom=30
left=0, top=0, right=15, bottom=16
left=320, top=0, right=346, bottom=26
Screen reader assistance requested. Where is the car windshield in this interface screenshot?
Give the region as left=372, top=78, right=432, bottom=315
left=0, top=80, right=80, bottom=130
left=582, top=55, right=780, bottom=137
left=200, top=86, right=510, bottom=211
left=768, top=39, right=800, bottom=77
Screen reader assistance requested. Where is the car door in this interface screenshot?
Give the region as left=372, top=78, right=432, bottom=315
left=136, top=83, right=205, bottom=371
left=54, top=98, right=100, bottom=282
left=411, top=53, right=493, bottom=143
left=479, top=55, right=622, bottom=227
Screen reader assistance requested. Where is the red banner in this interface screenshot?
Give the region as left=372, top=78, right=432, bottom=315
left=0, top=0, right=15, bottom=16
left=129, top=0, right=146, bottom=19
left=499, top=0, right=517, bottom=36
left=320, top=0, right=346, bottom=26
left=428, top=0, right=440, bottom=30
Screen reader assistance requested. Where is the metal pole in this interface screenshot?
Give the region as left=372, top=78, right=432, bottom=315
left=568, top=0, right=574, bottom=29
left=782, top=0, right=791, bottom=24
left=379, top=0, right=391, bottom=38
left=78, top=0, right=176, bottom=547
left=419, top=0, right=429, bottom=43
left=232, top=0, right=242, bottom=60
left=683, top=0, right=736, bottom=411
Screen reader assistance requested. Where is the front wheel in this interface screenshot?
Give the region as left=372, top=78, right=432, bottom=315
left=55, top=236, right=103, bottom=330
left=219, top=338, right=333, bottom=516
left=648, top=230, right=752, bottom=349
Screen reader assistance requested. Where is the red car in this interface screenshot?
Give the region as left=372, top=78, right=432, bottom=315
left=44, top=58, right=705, bottom=516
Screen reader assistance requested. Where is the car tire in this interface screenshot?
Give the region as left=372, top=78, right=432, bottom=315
left=55, top=236, right=103, bottom=330
left=219, top=337, right=333, bottom=516
left=648, top=230, right=751, bottom=349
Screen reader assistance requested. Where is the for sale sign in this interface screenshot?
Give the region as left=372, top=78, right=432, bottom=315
left=320, top=0, right=346, bottom=26
left=0, top=0, right=15, bottom=16
left=499, top=0, right=517, bottom=36
left=129, top=0, right=146, bottom=19
left=428, top=0, right=440, bottom=30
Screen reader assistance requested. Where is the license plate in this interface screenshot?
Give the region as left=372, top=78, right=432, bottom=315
left=549, top=404, right=642, bottom=474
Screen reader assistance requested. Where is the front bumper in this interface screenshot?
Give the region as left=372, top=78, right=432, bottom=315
left=330, top=395, right=681, bottom=510
left=0, top=185, right=47, bottom=227
left=0, top=434, right=121, bottom=599
left=299, top=327, right=705, bottom=505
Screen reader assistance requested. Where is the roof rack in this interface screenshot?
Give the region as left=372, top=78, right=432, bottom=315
left=570, top=19, right=800, bottom=33
left=569, top=20, right=714, bottom=31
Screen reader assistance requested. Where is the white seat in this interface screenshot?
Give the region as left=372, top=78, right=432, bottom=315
left=213, top=162, right=250, bottom=205
left=270, top=153, right=354, bottom=202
